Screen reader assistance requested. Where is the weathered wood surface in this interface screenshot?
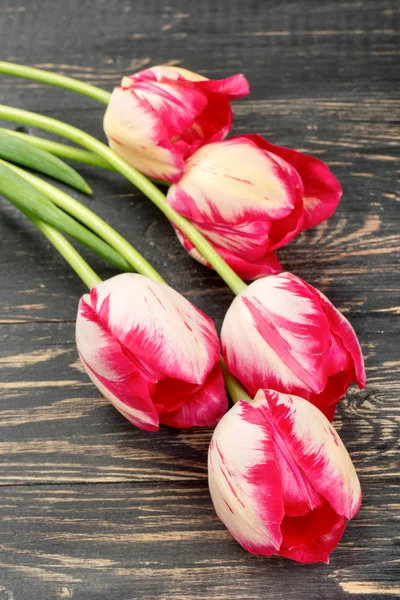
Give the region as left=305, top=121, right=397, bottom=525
left=0, top=0, right=399, bottom=598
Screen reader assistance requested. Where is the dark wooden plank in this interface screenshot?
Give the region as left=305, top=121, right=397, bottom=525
left=0, top=481, right=398, bottom=600
left=0, top=0, right=398, bottom=101
left=0, top=0, right=399, bottom=598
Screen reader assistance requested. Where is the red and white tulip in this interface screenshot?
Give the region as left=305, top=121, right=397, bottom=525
left=103, top=65, right=249, bottom=183
left=221, top=272, right=365, bottom=420
left=166, top=135, right=341, bottom=280
left=76, top=273, right=228, bottom=431
left=208, top=389, right=362, bottom=563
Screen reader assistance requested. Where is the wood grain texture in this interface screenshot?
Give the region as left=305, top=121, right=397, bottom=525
left=0, top=0, right=399, bottom=598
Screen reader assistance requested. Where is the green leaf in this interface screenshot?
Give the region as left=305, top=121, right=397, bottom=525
left=0, top=128, right=114, bottom=170
left=0, top=129, right=92, bottom=194
left=0, top=161, right=132, bottom=272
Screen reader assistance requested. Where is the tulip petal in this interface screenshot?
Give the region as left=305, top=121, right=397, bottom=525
left=192, top=98, right=232, bottom=146
left=76, top=295, right=159, bottom=432
left=159, top=364, right=228, bottom=428
left=280, top=501, right=343, bottom=546
left=208, top=399, right=284, bottom=555
left=278, top=516, right=346, bottom=564
left=245, top=135, right=342, bottom=229
left=221, top=273, right=332, bottom=397
left=103, top=86, right=184, bottom=182
left=195, top=74, right=250, bottom=99
left=80, top=360, right=159, bottom=432
left=132, top=79, right=208, bottom=140
left=174, top=226, right=283, bottom=279
left=179, top=235, right=284, bottom=280
left=128, top=66, right=208, bottom=85
left=169, top=138, right=303, bottom=224
left=167, top=138, right=304, bottom=278
left=88, top=274, right=220, bottom=386
left=266, top=390, right=362, bottom=520
left=312, top=285, right=366, bottom=389
left=130, top=66, right=250, bottom=99
left=111, top=66, right=248, bottom=181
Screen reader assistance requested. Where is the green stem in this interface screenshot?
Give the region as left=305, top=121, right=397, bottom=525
left=0, top=104, right=246, bottom=296
left=25, top=215, right=101, bottom=289
left=0, top=62, right=111, bottom=104
left=3, top=160, right=166, bottom=284
left=220, top=358, right=252, bottom=404
left=0, top=128, right=114, bottom=170
left=1, top=130, right=171, bottom=187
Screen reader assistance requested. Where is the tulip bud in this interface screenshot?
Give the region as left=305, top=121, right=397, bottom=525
left=76, top=273, right=228, bottom=431
left=167, top=135, right=341, bottom=279
left=166, top=136, right=303, bottom=279
left=208, top=389, right=362, bottom=563
left=103, top=65, right=249, bottom=183
left=221, top=272, right=365, bottom=420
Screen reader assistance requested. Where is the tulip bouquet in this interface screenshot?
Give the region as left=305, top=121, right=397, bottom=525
left=0, top=61, right=366, bottom=564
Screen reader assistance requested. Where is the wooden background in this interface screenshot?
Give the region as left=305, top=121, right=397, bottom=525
left=0, top=0, right=399, bottom=598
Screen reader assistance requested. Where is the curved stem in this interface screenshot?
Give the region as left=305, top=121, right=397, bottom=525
left=220, top=358, right=252, bottom=404
left=4, top=160, right=166, bottom=284
left=26, top=216, right=101, bottom=289
left=0, top=104, right=247, bottom=295
left=0, top=62, right=111, bottom=104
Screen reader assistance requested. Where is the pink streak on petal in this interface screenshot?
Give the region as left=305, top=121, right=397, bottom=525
left=243, top=295, right=326, bottom=393
left=245, top=134, right=342, bottom=229
left=90, top=274, right=220, bottom=387
left=195, top=73, right=250, bottom=98
left=208, top=397, right=284, bottom=555
left=80, top=353, right=159, bottom=432
left=76, top=295, right=160, bottom=431
left=159, top=363, right=228, bottom=428
left=266, top=391, right=362, bottom=519
left=312, top=284, right=366, bottom=388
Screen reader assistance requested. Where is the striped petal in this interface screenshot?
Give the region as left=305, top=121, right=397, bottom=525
left=129, top=66, right=250, bottom=98
left=313, top=284, right=366, bottom=389
left=76, top=274, right=227, bottom=431
left=221, top=273, right=365, bottom=418
left=87, top=274, right=220, bottom=386
left=103, top=86, right=184, bottom=182
left=266, top=390, right=362, bottom=519
left=76, top=295, right=159, bottom=432
left=167, top=138, right=304, bottom=279
left=208, top=389, right=361, bottom=562
left=131, top=79, right=208, bottom=140
left=221, top=273, right=332, bottom=397
left=245, top=135, right=342, bottom=228
left=159, top=364, right=228, bottom=428
left=105, top=66, right=249, bottom=182
left=208, top=398, right=284, bottom=555
left=169, top=138, right=303, bottom=225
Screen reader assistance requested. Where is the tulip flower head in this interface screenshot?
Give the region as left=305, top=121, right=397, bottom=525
left=76, top=273, right=228, bottom=431
left=103, top=65, right=249, bottom=183
left=167, top=135, right=341, bottom=280
left=208, top=389, right=362, bottom=563
left=221, top=272, right=365, bottom=420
